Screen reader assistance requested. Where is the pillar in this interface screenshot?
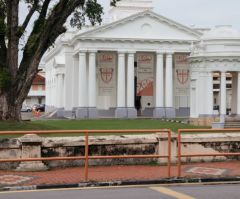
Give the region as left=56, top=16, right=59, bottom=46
left=237, top=72, right=240, bottom=115
left=88, top=50, right=98, bottom=118
left=56, top=73, right=64, bottom=118
left=64, top=51, right=74, bottom=110
left=76, top=50, right=88, bottom=119
left=190, top=72, right=198, bottom=118
left=165, top=53, right=176, bottom=118
left=220, top=71, right=226, bottom=115
left=127, top=52, right=137, bottom=118
left=16, top=134, right=47, bottom=171
left=115, top=52, right=127, bottom=118
left=231, top=72, right=238, bottom=114
left=205, top=72, right=213, bottom=115
left=72, top=57, right=79, bottom=108
left=153, top=52, right=165, bottom=118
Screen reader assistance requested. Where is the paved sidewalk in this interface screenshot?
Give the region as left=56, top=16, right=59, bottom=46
left=0, top=161, right=240, bottom=187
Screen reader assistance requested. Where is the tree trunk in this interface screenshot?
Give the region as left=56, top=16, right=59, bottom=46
left=0, top=92, right=22, bottom=121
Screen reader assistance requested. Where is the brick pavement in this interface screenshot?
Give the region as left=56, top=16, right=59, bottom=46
left=0, top=161, right=240, bottom=187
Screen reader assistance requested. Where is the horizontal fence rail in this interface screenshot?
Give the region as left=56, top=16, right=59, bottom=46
left=0, top=129, right=172, bottom=181
left=177, top=128, right=240, bottom=177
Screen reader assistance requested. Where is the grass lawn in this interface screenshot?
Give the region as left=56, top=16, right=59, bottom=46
left=0, top=119, right=209, bottom=137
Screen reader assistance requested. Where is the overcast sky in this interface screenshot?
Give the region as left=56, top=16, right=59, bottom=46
left=19, top=0, right=240, bottom=30
left=98, top=0, right=240, bottom=29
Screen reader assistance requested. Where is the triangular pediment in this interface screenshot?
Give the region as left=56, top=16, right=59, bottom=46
left=77, top=10, right=201, bottom=41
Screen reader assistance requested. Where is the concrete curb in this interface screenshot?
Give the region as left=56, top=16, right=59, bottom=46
left=2, top=177, right=240, bottom=192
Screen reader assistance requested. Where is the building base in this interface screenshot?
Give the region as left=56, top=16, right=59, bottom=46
left=76, top=107, right=88, bottom=119
left=127, top=107, right=137, bottom=118
left=142, top=107, right=154, bottom=117
left=165, top=107, right=176, bottom=118
left=153, top=107, right=165, bottom=118
left=88, top=107, right=98, bottom=119
left=115, top=107, right=127, bottom=118
left=212, top=122, right=225, bottom=129
left=55, top=108, right=65, bottom=117
left=176, top=107, right=190, bottom=117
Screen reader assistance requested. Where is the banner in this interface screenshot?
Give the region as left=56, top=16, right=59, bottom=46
left=136, top=53, right=154, bottom=96
left=174, top=53, right=190, bottom=96
left=97, top=52, right=116, bottom=96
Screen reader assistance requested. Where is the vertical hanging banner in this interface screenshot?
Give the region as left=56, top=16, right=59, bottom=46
left=137, top=53, right=154, bottom=96
left=174, top=53, right=190, bottom=96
left=97, top=52, right=116, bottom=96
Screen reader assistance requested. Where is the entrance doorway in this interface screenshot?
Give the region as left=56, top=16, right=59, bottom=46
left=134, top=76, right=142, bottom=116
left=134, top=52, right=155, bottom=117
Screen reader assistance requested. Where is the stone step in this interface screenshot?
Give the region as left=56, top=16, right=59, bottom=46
left=224, top=125, right=240, bottom=128
left=225, top=118, right=240, bottom=122
left=225, top=122, right=240, bottom=124
left=224, top=119, right=240, bottom=128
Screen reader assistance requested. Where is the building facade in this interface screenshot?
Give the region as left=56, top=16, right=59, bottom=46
left=24, top=66, right=46, bottom=108
left=43, top=0, right=240, bottom=122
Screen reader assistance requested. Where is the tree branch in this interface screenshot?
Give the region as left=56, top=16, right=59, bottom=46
left=6, top=0, right=19, bottom=77
left=18, top=0, right=39, bottom=37
left=0, top=1, right=7, bottom=68
left=15, top=0, right=86, bottom=103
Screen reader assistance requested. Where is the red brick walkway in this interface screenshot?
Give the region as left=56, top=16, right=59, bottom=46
left=0, top=161, right=240, bottom=187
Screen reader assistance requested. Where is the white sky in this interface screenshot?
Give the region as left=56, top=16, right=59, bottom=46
left=98, top=0, right=240, bottom=29
left=19, top=0, right=240, bottom=30
left=18, top=0, right=240, bottom=64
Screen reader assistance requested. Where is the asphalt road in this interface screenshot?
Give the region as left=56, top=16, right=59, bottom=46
left=1, top=184, right=240, bottom=199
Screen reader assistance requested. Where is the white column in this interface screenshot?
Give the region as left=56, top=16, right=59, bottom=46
left=231, top=73, right=237, bottom=114
left=117, top=52, right=126, bottom=107
left=64, top=51, right=74, bottom=110
left=237, top=72, right=240, bottom=115
left=205, top=72, right=213, bottom=115
left=190, top=71, right=198, bottom=118
left=72, top=57, right=79, bottom=107
left=56, top=74, right=64, bottom=108
left=56, top=74, right=60, bottom=108
left=78, top=51, right=87, bottom=107
left=220, top=71, right=226, bottom=115
left=165, top=53, right=173, bottom=107
left=127, top=52, right=135, bottom=108
left=156, top=52, right=164, bottom=107
left=88, top=51, right=97, bottom=108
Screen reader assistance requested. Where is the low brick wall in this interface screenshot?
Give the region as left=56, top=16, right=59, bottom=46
left=0, top=133, right=240, bottom=170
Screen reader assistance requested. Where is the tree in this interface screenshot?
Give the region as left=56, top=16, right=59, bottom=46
left=0, top=0, right=117, bottom=121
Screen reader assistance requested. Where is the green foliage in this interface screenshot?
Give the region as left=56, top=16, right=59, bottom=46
left=0, top=68, right=11, bottom=90
left=0, top=0, right=6, bottom=15
left=85, top=0, right=103, bottom=26
left=111, top=0, right=120, bottom=6
left=25, top=33, right=40, bottom=53
left=70, top=0, right=103, bottom=29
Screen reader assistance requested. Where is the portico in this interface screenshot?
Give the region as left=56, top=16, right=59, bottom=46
left=189, top=25, right=240, bottom=125
left=71, top=49, right=182, bottom=118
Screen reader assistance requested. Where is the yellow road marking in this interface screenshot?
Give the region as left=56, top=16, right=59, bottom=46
left=150, top=186, right=196, bottom=199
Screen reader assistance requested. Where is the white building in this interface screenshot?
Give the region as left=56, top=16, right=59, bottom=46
left=24, top=65, right=46, bottom=107
left=43, top=0, right=240, bottom=124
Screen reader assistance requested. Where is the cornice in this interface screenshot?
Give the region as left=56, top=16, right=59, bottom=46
left=189, top=56, right=240, bottom=64
left=76, top=37, right=196, bottom=44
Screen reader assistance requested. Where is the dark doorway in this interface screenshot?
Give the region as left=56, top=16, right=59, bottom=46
left=134, top=61, right=142, bottom=116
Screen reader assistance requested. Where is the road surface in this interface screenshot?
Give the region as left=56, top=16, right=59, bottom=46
left=1, top=184, right=240, bottom=199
